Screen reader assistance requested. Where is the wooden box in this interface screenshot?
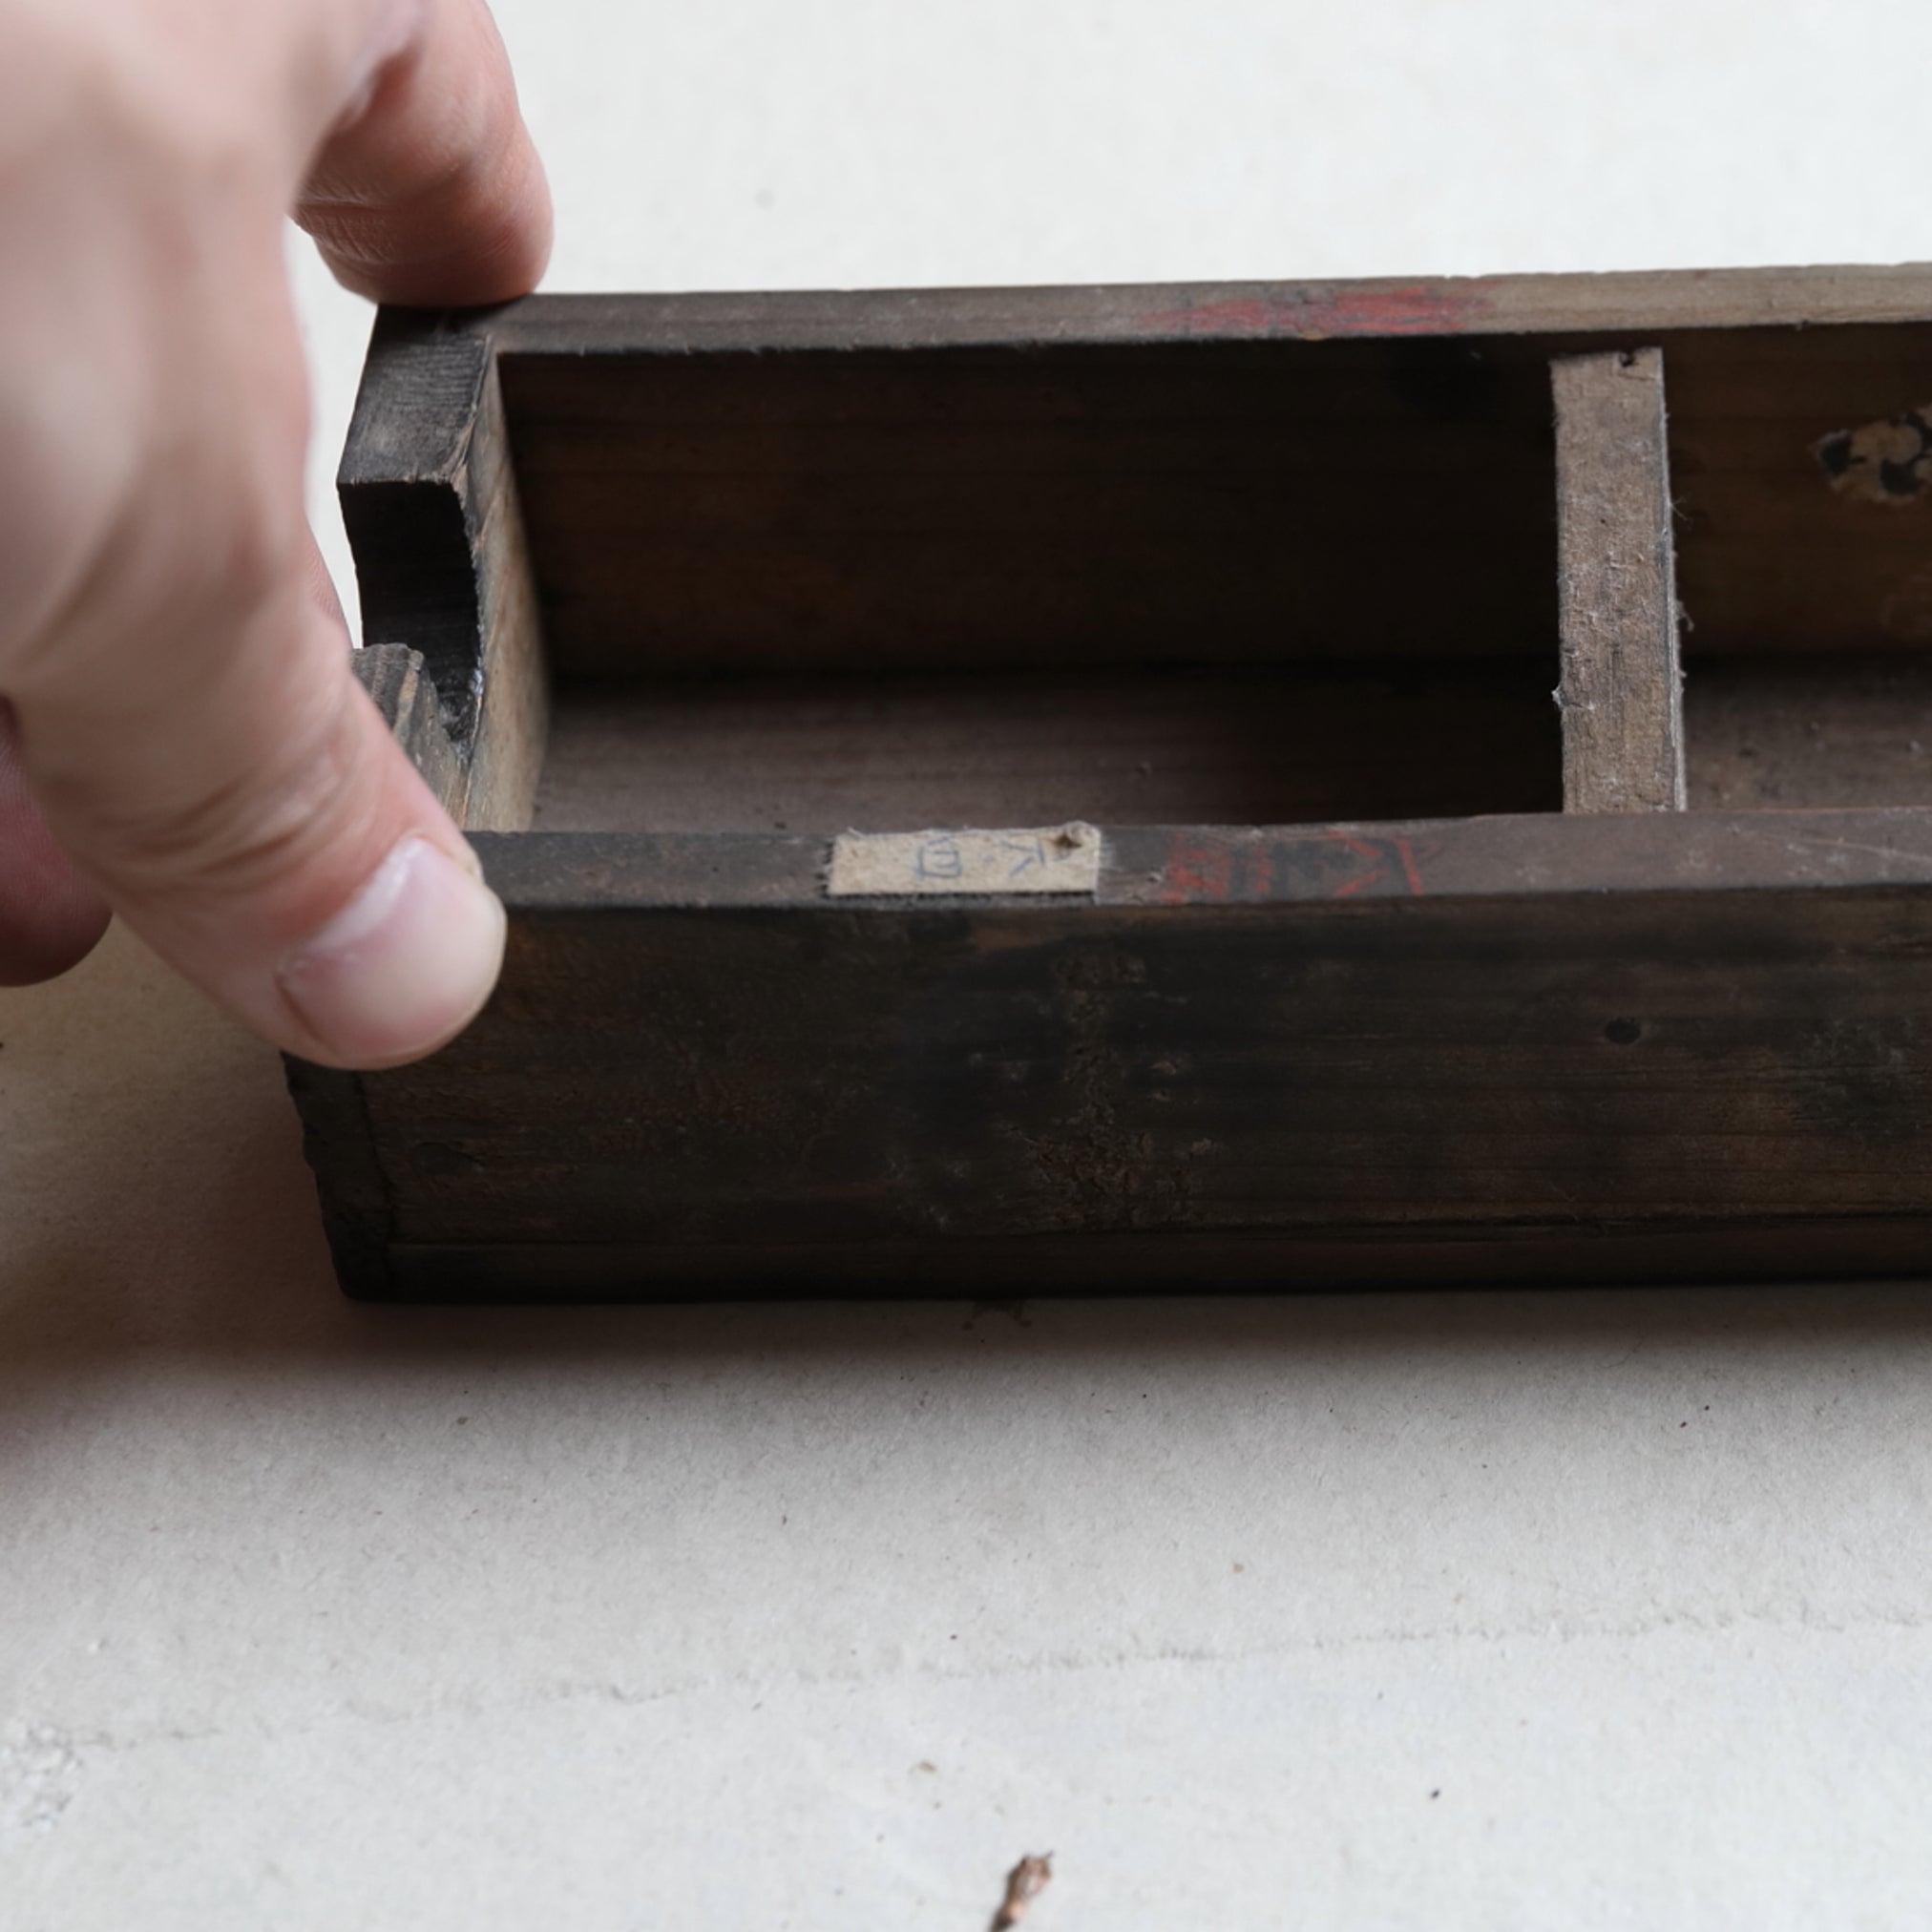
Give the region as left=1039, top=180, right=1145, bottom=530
left=289, top=267, right=1932, bottom=1298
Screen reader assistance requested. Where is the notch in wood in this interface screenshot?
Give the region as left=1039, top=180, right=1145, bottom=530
left=1553, top=347, right=1687, bottom=812
left=352, top=642, right=462, bottom=815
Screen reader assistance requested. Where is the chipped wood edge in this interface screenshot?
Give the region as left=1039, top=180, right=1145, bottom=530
left=352, top=642, right=463, bottom=813
left=339, top=312, right=547, bottom=833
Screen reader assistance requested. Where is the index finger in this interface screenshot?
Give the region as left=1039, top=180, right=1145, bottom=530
left=295, top=0, right=552, bottom=305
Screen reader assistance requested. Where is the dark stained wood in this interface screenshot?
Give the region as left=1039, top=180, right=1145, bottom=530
left=495, top=336, right=1563, bottom=678
left=339, top=319, right=490, bottom=731
left=335, top=858, right=1932, bottom=1294
left=473, top=811, right=1932, bottom=910
left=532, top=656, right=1932, bottom=835
left=533, top=662, right=1562, bottom=833
left=352, top=643, right=461, bottom=814
left=355, top=282, right=1932, bottom=687
left=460, top=355, right=547, bottom=830
left=282, top=1055, right=391, bottom=1297
left=483, top=322, right=1932, bottom=679
left=340, top=311, right=545, bottom=830
left=1688, top=654, right=1932, bottom=809
left=476, top=267, right=1932, bottom=358
left=1553, top=349, right=1686, bottom=812
left=293, top=267, right=1932, bottom=1299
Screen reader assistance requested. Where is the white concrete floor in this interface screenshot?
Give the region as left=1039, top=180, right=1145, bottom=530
left=10, top=2, right=1932, bottom=1923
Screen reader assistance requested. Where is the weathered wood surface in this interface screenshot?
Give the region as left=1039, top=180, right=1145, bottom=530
left=304, top=823, right=1932, bottom=1297
left=471, top=812, right=1932, bottom=911
left=527, top=651, right=1932, bottom=837
left=459, top=355, right=547, bottom=830
left=339, top=323, right=490, bottom=732
left=283, top=1051, right=391, bottom=1296
left=351, top=643, right=462, bottom=813
left=496, top=336, right=1564, bottom=678
left=340, top=312, right=545, bottom=831
left=1554, top=349, right=1686, bottom=812
left=490, top=326, right=1932, bottom=677
left=299, top=267, right=1932, bottom=1300
left=538, top=658, right=1932, bottom=834
left=344, top=274, right=1932, bottom=680
left=1688, top=654, right=1932, bottom=809
left=476, top=266, right=1932, bottom=356
left=533, top=663, right=1563, bottom=832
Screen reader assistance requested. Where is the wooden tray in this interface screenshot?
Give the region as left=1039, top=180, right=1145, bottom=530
left=288, top=267, right=1932, bottom=1297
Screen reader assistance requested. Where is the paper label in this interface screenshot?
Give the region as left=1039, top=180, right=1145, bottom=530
left=827, top=823, right=1102, bottom=897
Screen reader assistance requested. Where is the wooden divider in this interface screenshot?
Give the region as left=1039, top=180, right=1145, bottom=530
left=1552, top=348, right=1686, bottom=812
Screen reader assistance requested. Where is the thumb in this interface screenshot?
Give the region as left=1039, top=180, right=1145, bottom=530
left=18, top=531, right=504, bottom=1068
left=0, top=0, right=548, bottom=1067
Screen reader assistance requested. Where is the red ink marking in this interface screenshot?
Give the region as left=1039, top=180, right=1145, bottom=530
left=1325, top=830, right=1392, bottom=898
left=1159, top=832, right=1236, bottom=904
left=1138, top=282, right=1492, bottom=342
left=1139, top=296, right=1277, bottom=335
left=1395, top=837, right=1425, bottom=897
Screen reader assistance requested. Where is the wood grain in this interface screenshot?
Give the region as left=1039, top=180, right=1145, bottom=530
left=460, top=356, right=547, bottom=830
left=1688, top=654, right=1932, bottom=808
left=324, top=840, right=1932, bottom=1295
left=496, top=337, right=1562, bottom=678
left=477, top=266, right=1932, bottom=358
left=489, top=323, right=1932, bottom=679
left=534, top=656, right=1932, bottom=834
left=1553, top=349, right=1686, bottom=812
left=357, top=280, right=1932, bottom=689
left=294, top=269, right=1932, bottom=1299
left=533, top=662, right=1562, bottom=832
left=340, top=312, right=545, bottom=830
left=298, top=804, right=1932, bottom=1298
left=352, top=643, right=462, bottom=813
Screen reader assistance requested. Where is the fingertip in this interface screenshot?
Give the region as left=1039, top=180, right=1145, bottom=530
left=318, top=131, right=551, bottom=307
left=277, top=831, right=506, bottom=1068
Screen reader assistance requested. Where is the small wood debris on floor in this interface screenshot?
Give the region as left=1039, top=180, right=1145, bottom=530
left=990, top=1852, right=1053, bottom=1928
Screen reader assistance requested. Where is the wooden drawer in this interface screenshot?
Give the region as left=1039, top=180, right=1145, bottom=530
left=289, top=268, right=1932, bottom=1296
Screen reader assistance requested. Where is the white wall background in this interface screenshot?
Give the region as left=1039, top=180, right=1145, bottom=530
left=297, top=0, right=1932, bottom=625
left=9, top=3, right=1932, bottom=1926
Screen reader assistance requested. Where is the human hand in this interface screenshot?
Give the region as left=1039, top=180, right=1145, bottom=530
left=0, top=0, right=549, bottom=1065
